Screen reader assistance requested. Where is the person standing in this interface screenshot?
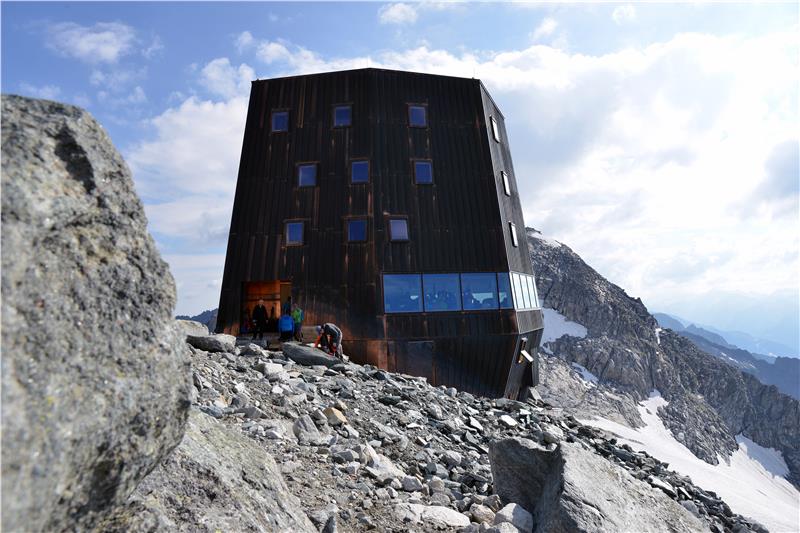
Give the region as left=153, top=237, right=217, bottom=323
left=282, top=296, right=292, bottom=315
left=251, top=299, right=268, bottom=340
left=291, top=303, right=304, bottom=341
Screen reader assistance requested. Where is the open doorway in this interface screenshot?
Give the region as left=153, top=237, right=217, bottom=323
left=240, top=280, right=291, bottom=336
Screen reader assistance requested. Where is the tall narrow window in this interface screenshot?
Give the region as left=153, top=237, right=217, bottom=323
left=389, top=218, right=409, bottom=241
left=383, top=274, right=422, bottom=313
left=333, top=105, right=351, bottom=127
left=351, top=160, right=369, bottom=183
left=497, top=273, right=513, bottom=309
left=347, top=219, right=367, bottom=242
left=298, top=164, right=317, bottom=187
left=272, top=111, right=289, bottom=132
left=526, top=275, right=539, bottom=308
left=414, top=161, right=433, bottom=184
left=409, top=105, right=427, bottom=127
left=501, top=171, right=511, bottom=196
left=511, top=272, right=523, bottom=309
left=286, top=222, right=304, bottom=245
left=509, top=222, right=518, bottom=247
left=490, top=116, right=501, bottom=142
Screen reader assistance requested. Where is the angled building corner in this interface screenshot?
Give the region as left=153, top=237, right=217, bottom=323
left=216, top=68, right=543, bottom=399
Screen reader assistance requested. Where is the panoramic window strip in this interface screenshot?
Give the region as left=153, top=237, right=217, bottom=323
left=383, top=272, right=537, bottom=313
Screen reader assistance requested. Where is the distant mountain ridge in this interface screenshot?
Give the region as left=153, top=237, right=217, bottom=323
left=526, top=227, right=800, bottom=489
left=176, top=308, right=217, bottom=332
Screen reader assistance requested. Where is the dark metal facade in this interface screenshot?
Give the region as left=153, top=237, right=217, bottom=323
left=217, top=68, right=543, bottom=398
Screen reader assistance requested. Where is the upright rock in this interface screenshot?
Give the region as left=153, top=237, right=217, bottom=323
left=1, top=95, right=192, bottom=531
left=489, top=438, right=706, bottom=533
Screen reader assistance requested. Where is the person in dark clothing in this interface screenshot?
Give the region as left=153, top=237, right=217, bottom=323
left=268, top=306, right=278, bottom=332
left=251, top=299, right=268, bottom=340
left=315, top=323, right=343, bottom=358
left=282, top=296, right=292, bottom=316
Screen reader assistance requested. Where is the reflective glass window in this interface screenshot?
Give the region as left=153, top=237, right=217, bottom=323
left=501, top=171, right=511, bottom=196
left=461, top=273, right=498, bottom=310
left=298, top=164, right=317, bottom=187
left=409, top=105, right=427, bottom=127
left=272, top=111, right=289, bottom=132
left=414, top=161, right=433, bottom=184
left=490, top=116, right=501, bottom=142
left=334, top=105, right=351, bottom=127
left=383, top=274, right=422, bottom=313
left=521, top=274, right=531, bottom=309
left=351, top=161, right=369, bottom=183
left=389, top=219, right=409, bottom=241
left=509, top=222, right=518, bottom=247
left=511, top=272, right=525, bottom=309
left=348, top=220, right=367, bottom=242
left=286, top=222, right=304, bottom=245
left=423, top=274, right=461, bottom=312
left=497, top=273, right=513, bottom=309
left=526, top=275, right=539, bottom=308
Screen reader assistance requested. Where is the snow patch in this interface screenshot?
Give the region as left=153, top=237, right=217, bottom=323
left=571, top=362, right=598, bottom=386
left=528, top=229, right=562, bottom=248
left=542, top=307, right=588, bottom=344
left=655, top=327, right=662, bottom=345
left=582, top=390, right=799, bottom=533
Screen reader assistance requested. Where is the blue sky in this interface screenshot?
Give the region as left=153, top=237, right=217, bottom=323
left=3, top=2, right=798, bottom=352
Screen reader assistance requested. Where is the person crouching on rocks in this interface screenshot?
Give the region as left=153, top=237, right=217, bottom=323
left=315, top=323, right=343, bottom=358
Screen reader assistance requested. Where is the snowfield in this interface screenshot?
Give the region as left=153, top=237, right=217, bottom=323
left=541, top=307, right=588, bottom=344
left=571, top=362, right=599, bottom=386
left=583, top=391, right=800, bottom=533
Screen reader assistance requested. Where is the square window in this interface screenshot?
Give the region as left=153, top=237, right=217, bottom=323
left=334, top=105, right=351, bottom=127
left=409, top=105, right=427, bottom=127
left=423, top=274, right=461, bottom=312
left=351, top=161, right=369, bottom=183
left=272, top=111, right=289, bottom=132
left=501, top=171, right=511, bottom=196
left=286, top=222, right=304, bottom=245
left=348, top=219, right=367, bottom=242
left=383, top=274, right=422, bottom=313
left=509, top=222, right=518, bottom=247
left=298, top=164, right=317, bottom=187
left=389, top=218, right=409, bottom=241
left=414, top=161, right=433, bottom=184
left=461, top=273, right=498, bottom=310
left=490, top=116, right=501, bottom=142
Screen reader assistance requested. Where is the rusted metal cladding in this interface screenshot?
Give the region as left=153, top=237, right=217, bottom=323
left=217, top=68, right=544, bottom=398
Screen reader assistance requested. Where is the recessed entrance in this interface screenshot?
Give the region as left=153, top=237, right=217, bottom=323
left=240, top=280, right=291, bottom=336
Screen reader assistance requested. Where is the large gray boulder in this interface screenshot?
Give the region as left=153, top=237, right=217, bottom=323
left=1, top=95, right=192, bottom=531
left=175, top=319, right=209, bottom=338
left=98, top=410, right=317, bottom=532
left=489, top=438, right=706, bottom=533
left=186, top=333, right=236, bottom=353
left=283, top=342, right=340, bottom=367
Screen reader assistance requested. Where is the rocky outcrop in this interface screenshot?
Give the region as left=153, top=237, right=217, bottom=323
left=489, top=437, right=707, bottom=533
left=283, top=342, right=342, bottom=367
left=99, top=409, right=316, bottom=532
left=1, top=95, right=192, bottom=531
left=528, top=228, right=800, bottom=487
left=176, top=319, right=209, bottom=338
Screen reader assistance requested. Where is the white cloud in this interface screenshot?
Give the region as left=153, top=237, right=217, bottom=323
left=199, top=58, right=255, bottom=99
left=379, top=3, right=419, bottom=25
left=531, top=17, right=558, bottom=41
left=137, top=32, right=798, bottom=320
left=89, top=67, right=146, bottom=91
left=18, top=82, right=61, bottom=100
left=235, top=31, right=255, bottom=53
left=46, top=22, right=136, bottom=64
left=142, top=36, right=164, bottom=59
left=612, top=4, right=637, bottom=25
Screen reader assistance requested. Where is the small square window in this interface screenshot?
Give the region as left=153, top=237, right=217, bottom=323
left=409, top=105, right=427, bottom=127
left=286, top=222, right=304, bottom=245
left=334, top=105, right=351, bottom=127
left=509, top=222, right=518, bottom=247
left=272, top=111, right=289, bottom=132
left=298, top=164, right=317, bottom=187
left=501, top=171, right=511, bottom=196
left=351, top=160, right=369, bottom=183
left=348, top=219, right=367, bottom=242
left=389, top=219, right=409, bottom=241
left=490, top=116, right=501, bottom=142
left=414, top=161, right=433, bottom=184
